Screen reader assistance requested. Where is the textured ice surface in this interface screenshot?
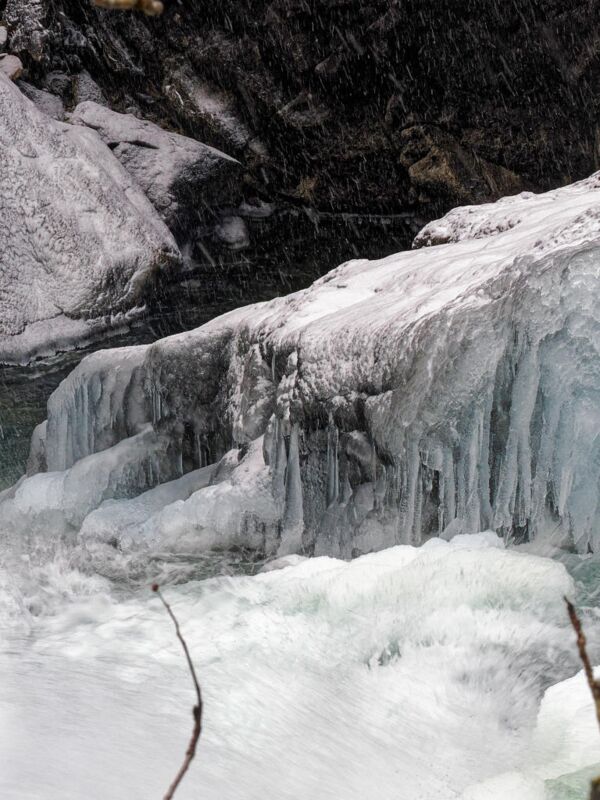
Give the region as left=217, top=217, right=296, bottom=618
left=14, top=172, right=600, bottom=555
left=142, top=438, right=281, bottom=553
left=70, top=101, right=241, bottom=230
left=0, top=533, right=589, bottom=800
left=79, top=464, right=215, bottom=546
left=0, top=74, right=179, bottom=364
left=0, top=424, right=181, bottom=535
left=461, top=665, right=600, bottom=800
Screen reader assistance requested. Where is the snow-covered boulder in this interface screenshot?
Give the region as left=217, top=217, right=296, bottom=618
left=0, top=73, right=179, bottom=364
left=13, top=172, right=600, bottom=556
left=70, top=101, right=242, bottom=231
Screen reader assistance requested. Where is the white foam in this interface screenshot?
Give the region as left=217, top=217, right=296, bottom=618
left=0, top=534, right=584, bottom=800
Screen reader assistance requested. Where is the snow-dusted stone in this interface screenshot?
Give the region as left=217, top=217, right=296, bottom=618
left=73, top=70, right=106, bottom=107
left=215, top=215, right=250, bottom=250
left=0, top=73, right=179, bottom=364
left=163, top=62, right=251, bottom=153
left=16, top=172, right=600, bottom=557
left=0, top=54, right=23, bottom=80
left=17, top=81, right=64, bottom=119
left=4, top=0, right=47, bottom=61
left=70, top=101, right=242, bottom=230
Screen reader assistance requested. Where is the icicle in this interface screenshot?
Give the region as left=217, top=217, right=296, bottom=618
left=441, top=448, right=456, bottom=532
left=403, top=437, right=421, bottom=544
left=279, top=423, right=303, bottom=555
left=326, top=416, right=339, bottom=507
left=493, top=345, right=540, bottom=532
left=270, top=417, right=287, bottom=503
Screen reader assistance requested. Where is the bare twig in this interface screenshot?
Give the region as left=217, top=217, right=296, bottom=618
left=565, top=597, right=600, bottom=728
left=93, top=0, right=164, bottom=17
left=153, top=583, right=203, bottom=800
left=565, top=597, right=600, bottom=800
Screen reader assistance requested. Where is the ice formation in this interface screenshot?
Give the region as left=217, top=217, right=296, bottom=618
left=0, top=73, right=179, bottom=364
left=11, top=173, right=600, bottom=555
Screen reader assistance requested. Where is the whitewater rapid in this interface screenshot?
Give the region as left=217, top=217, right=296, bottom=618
left=1, top=531, right=599, bottom=800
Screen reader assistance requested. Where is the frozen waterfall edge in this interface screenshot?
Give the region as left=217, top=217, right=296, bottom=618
left=7, top=174, right=600, bottom=557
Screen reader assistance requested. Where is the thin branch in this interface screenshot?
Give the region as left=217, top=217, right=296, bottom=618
left=153, top=583, right=203, bottom=800
left=565, top=597, right=600, bottom=800
left=565, top=597, right=600, bottom=729
left=93, top=0, right=164, bottom=16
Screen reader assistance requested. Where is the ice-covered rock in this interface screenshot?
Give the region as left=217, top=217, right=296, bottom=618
left=45, top=346, right=149, bottom=471
left=79, top=464, right=215, bottom=546
left=0, top=73, right=179, bottom=364
left=70, top=101, right=242, bottom=231
left=14, top=172, right=600, bottom=556
left=0, top=424, right=182, bottom=535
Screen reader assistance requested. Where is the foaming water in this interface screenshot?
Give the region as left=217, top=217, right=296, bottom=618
left=1, top=532, right=599, bottom=800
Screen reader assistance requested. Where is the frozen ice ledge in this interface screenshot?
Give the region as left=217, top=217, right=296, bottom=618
left=6, top=173, right=600, bottom=557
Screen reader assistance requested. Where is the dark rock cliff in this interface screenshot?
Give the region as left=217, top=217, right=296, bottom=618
left=5, top=0, right=599, bottom=212
left=1, top=0, right=599, bottom=329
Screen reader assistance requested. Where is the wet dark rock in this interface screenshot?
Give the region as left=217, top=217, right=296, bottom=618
left=399, top=126, right=525, bottom=207
left=4, top=0, right=596, bottom=226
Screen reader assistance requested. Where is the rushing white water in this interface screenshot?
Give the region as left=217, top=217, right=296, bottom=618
left=1, top=530, right=599, bottom=800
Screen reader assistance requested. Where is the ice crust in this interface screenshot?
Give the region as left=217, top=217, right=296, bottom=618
left=0, top=425, right=181, bottom=535
left=0, top=73, right=180, bottom=364
left=12, top=172, right=600, bottom=555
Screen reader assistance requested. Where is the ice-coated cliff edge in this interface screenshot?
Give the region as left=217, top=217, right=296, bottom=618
left=7, top=173, right=600, bottom=556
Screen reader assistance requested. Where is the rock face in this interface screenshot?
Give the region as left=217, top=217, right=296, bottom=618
left=0, top=72, right=179, bottom=364
left=10, top=174, right=600, bottom=556
left=70, top=101, right=242, bottom=231
left=3, top=0, right=598, bottom=222
left=3, top=0, right=46, bottom=61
